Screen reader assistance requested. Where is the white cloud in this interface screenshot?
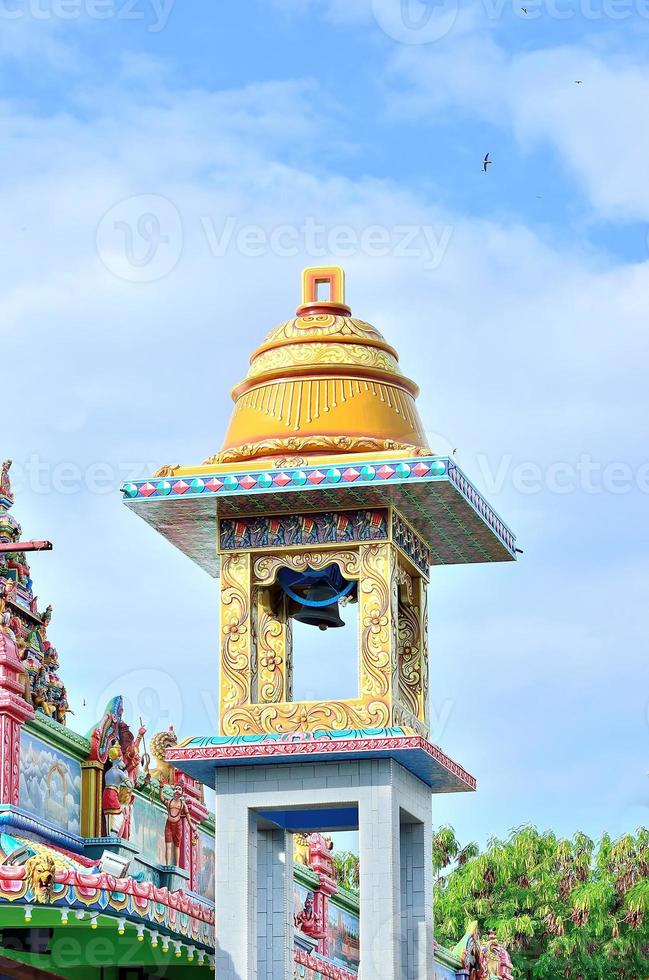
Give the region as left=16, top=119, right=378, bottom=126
left=389, top=29, right=649, bottom=220
left=2, top=43, right=647, bottom=845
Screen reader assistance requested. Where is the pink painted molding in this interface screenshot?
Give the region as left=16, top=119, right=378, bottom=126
left=169, top=735, right=476, bottom=792
left=0, top=865, right=215, bottom=925
left=294, top=947, right=358, bottom=979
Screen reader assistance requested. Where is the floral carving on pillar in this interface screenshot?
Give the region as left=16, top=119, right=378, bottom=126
left=395, top=565, right=429, bottom=734
left=219, top=553, right=253, bottom=716
left=359, top=543, right=393, bottom=702
left=256, top=588, right=292, bottom=705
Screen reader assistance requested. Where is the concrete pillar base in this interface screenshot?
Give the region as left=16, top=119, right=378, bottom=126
left=214, top=757, right=434, bottom=980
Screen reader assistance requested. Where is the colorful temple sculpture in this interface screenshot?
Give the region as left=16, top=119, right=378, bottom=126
left=0, top=462, right=216, bottom=977
left=124, top=267, right=518, bottom=979
left=452, top=923, right=514, bottom=980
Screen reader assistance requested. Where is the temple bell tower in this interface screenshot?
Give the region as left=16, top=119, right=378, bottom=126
left=124, top=267, right=517, bottom=979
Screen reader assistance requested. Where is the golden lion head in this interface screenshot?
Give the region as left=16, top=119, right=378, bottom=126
left=25, top=853, right=56, bottom=904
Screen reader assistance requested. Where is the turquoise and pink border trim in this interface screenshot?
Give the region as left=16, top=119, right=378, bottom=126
left=123, top=458, right=447, bottom=500
left=122, top=456, right=516, bottom=559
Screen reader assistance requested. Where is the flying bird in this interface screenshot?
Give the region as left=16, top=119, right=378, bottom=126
left=574, top=80, right=583, bottom=84
left=483, top=153, right=492, bottom=172
left=521, top=6, right=528, bottom=12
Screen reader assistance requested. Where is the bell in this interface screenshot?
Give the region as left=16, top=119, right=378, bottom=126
left=291, top=583, right=345, bottom=631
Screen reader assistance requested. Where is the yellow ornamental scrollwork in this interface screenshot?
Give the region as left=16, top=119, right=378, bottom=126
left=221, top=697, right=391, bottom=737
left=256, top=589, right=292, bottom=705
left=396, top=571, right=429, bottom=733
left=206, top=437, right=429, bottom=466
left=253, top=550, right=360, bottom=587
left=392, top=703, right=428, bottom=738
left=219, top=553, right=253, bottom=711
left=421, top=581, right=430, bottom=728
left=247, top=342, right=402, bottom=379
left=256, top=314, right=388, bottom=347
left=397, top=598, right=422, bottom=718
left=217, top=538, right=428, bottom=738
left=359, top=543, right=393, bottom=701
left=390, top=554, right=400, bottom=701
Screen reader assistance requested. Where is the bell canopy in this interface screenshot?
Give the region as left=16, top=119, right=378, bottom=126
left=213, top=266, right=430, bottom=466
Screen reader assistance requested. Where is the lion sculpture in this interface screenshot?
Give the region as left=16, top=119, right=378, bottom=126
left=149, top=726, right=178, bottom=786
left=25, top=852, right=56, bottom=904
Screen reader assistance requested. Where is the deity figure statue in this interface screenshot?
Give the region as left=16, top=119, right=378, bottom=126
left=294, top=894, right=325, bottom=940
left=31, top=665, right=55, bottom=717
left=6, top=552, right=30, bottom=588
left=54, top=686, right=73, bottom=725
left=453, top=921, right=486, bottom=980
left=0, top=578, right=18, bottom=634
left=160, top=781, right=197, bottom=867
left=32, top=641, right=69, bottom=722
left=102, top=745, right=134, bottom=838
left=482, top=931, right=514, bottom=980
left=118, top=720, right=147, bottom=786
left=17, top=640, right=40, bottom=704
left=0, top=460, right=14, bottom=505
left=40, top=604, right=52, bottom=635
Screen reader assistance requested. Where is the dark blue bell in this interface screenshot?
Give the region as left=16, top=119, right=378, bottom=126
left=278, top=564, right=353, bottom=631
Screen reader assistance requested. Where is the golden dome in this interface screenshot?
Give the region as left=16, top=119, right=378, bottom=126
left=212, top=267, right=430, bottom=466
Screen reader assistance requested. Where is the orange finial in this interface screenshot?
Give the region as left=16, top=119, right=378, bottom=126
left=297, top=266, right=350, bottom=315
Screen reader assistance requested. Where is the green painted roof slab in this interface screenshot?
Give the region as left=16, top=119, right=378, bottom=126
left=123, top=456, right=517, bottom=577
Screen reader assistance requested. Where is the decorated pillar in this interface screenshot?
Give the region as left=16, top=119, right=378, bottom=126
left=84, top=696, right=122, bottom=838
left=81, top=759, right=104, bottom=838
left=308, top=834, right=337, bottom=956
left=176, top=773, right=209, bottom=886
left=0, top=629, right=34, bottom=806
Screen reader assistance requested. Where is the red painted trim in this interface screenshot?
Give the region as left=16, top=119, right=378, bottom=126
left=168, top=736, right=476, bottom=791
left=294, top=947, right=357, bottom=979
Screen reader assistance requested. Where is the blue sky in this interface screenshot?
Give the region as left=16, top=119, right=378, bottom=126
left=2, top=0, right=648, bottom=849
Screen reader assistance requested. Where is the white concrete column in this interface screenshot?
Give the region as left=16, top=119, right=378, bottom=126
left=400, top=816, right=434, bottom=977
left=213, top=757, right=435, bottom=980
left=214, top=774, right=256, bottom=980
left=256, top=826, right=293, bottom=979
left=358, top=766, right=402, bottom=980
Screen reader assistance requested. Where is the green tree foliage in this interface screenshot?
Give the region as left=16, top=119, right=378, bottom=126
left=332, top=849, right=360, bottom=894
left=433, top=825, right=649, bottom=979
